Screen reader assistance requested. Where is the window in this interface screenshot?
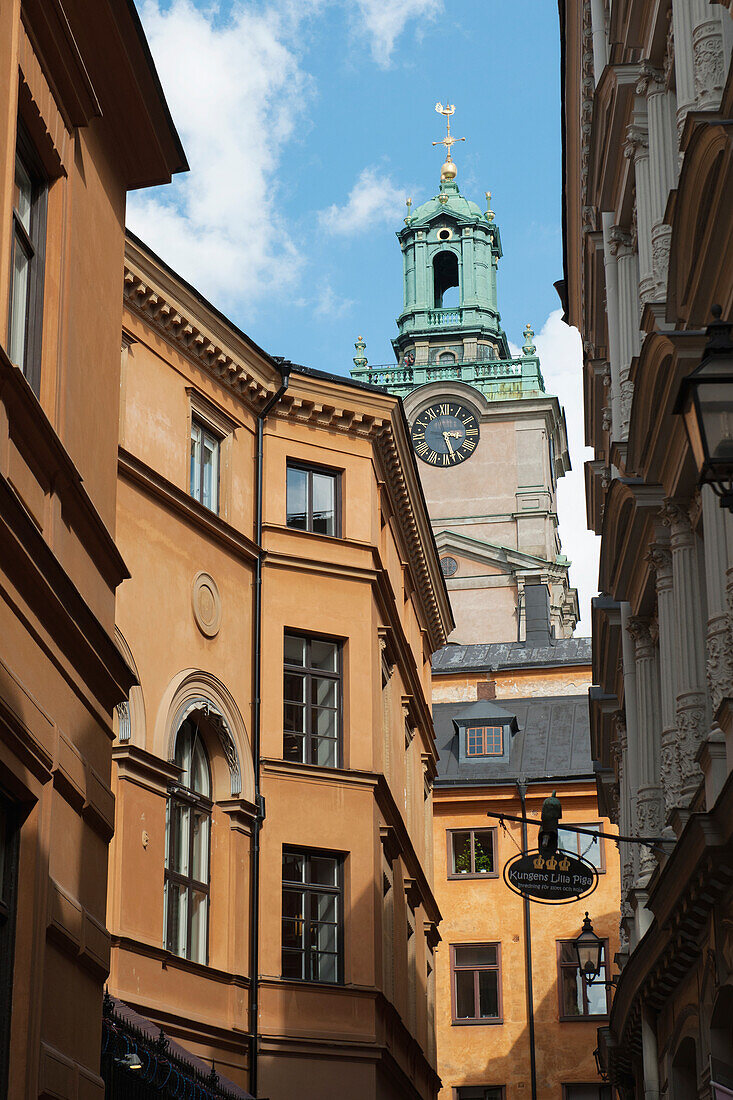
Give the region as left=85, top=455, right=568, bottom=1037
left=282, top=849, right=341, bottom=983
left=165, top=719, right=211, bottom=964
left=456, top=1088, right=504, bottom=1100
left=451, top=944, right=501, bottom=1024
left=8, top=127, right=47, bottom=393
left=557, top=940, right=609, bottom=1019
left=465, top=726, right=503, bottom=757
left=286, top=463, right=339, bottom=536
left=562, top=1086, right=612, bottom=1100
left=0, top=794, right=19, bottom=1097
left=557, top=823, right=604, bottom=871
left=448, top=829, right=497, bottom=878
left=190, top=418, right=220, bottom=512
left=283, top=633, right=340, bottom=767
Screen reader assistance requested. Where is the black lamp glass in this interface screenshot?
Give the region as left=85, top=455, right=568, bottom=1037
left=574, top=911, right=603, bottom=981
left=675, top=306, right=733, bottom=509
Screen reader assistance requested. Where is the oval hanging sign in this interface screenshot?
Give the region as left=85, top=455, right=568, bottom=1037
left=503, top=849, right=598, bottom=905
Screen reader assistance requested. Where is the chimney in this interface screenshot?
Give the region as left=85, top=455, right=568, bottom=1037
left=476, top=678, right=497, bottom=701
left=524, top=580, right=553, bottom=649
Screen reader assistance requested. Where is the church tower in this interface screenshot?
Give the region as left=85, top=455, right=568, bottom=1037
left=352, top=104, right=579, bottom=644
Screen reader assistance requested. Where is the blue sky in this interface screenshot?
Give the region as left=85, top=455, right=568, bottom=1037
left=130, top=0, right=600, bottom=631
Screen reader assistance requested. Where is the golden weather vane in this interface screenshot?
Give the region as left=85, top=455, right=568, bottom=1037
left=432, top=101, right=466, bottom=163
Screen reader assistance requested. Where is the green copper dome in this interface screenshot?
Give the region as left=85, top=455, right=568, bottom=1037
left=409, top=179, right=485, bottom=225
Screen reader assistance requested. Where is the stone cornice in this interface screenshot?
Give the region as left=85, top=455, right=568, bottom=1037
left=123, top=237, right=280, bottom=413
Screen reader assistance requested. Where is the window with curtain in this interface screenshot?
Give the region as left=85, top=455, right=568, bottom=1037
left=557, top=940, right=609, bottom=1019
left=282, top=849, right=341, bottom=983
left=8, top=126, right=47, bottom=393
left=190, top=418, right=220, bottom=512
left=165, top=718, right=211, bottom=964
left=283, top=633, right=340, bottom=767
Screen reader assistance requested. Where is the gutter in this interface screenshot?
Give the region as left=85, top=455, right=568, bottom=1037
left=250, top=365, right=290, bottom=1097
left=517, top=780, right=538, bottom=1100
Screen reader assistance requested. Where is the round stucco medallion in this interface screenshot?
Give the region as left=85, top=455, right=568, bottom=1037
left=192, top=572, right=222, bottom=638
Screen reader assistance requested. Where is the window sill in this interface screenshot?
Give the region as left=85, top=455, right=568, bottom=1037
left=558, top=1014, right=609, bottom=1023
left=447, top=872, right=500, bottom=880
left=451, top=1017, right=503, bottom=1027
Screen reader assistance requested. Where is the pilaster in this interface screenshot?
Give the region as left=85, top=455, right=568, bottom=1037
left=624, top=125, right=654, bottom=305
left=672, top=0, right=697, bottom=135
left=691, top=0, right=728, bottom=111
left=702, top=486, right=733, bottom=713
left=647, top=541, right=678, bottom=820
left=636, top=63, right=677, bottom=298
left=662, top=499, right=709, bottom=809
left=609, top=228, right=640, bottom=439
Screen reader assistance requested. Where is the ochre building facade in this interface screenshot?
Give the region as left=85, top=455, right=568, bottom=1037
left=0, top=2, right=184, bottom=1096
left=107, top=233, right=453, bottom=1099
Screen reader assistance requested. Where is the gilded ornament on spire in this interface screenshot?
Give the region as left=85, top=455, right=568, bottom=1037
left=433, top=101, right=465, bottom=181
left=353, top=335, right=367, bottom=370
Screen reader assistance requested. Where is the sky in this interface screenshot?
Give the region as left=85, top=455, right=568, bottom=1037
left=129, top=0, right=601, bottom=635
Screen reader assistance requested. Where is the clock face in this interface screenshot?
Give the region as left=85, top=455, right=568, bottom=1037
left=411, top=402, right=480, bottom=466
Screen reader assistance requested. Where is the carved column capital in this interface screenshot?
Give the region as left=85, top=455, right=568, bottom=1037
left=627, top=616, right=655, bottom=659
left=608, top=225, right=634, bottom=257
left=660, top=498, right=694, bottom=545
left=646, top=542, right=673, bottom=586
left=636, top=61, right=665, bottom=97
left=624, top=124, right=649, bottom=161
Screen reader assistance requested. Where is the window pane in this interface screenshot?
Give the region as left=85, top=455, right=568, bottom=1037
left=283, top=853, right=305, bottom=883
left=282, top=917, right=304, bottom=949
left=311, top=472, right=335, bottom=536
left=466, top=727, right=485, bottom=756
left=559, top=941, right=577, bottom=964
left=168, top=802, right=190, bottom=875
left=284, top=673, right=305, bottom=703
left=284, top=702, right=305, bottom=733
left=309, top=891, right=336, bottom=923
left=313, top=707, right=337, bottom=738
left=202, top=430, right=219, bottom=512
left=455, top=969, right=476, bottom=1018
left=478, top=969, right=499, bottom=1017
left=561, top=965, right=583, bottom=1016
left=284, top=732, right=305, bottom=762
left=284, top=634, right=305, bottom=666
left=286, top=467, right=308, bottom=530
left=579, top=835, right=601, bottom=869
left=586, top=966, right=608, bottom=1015
left=308, top=856, right=338, bottom=887
left=14, top=155, right=32, bottom=231
left=312, top=737, right=337, bottom=767
left=455, top=945, right=497, bottom=968
left=9, top=233, right=29, bottom=369
left=485, top=727, right=503, bottom=754
left=283, top=888, right=304, bottom=921
left=310, top=639, right=338, bottom=672
left=190, top=735, right=210, bottom=796
left=190, top=889, right=208, bottom=963
left=190, top=422, right=201, bottom=502
left=473, top=831, right=494, bottom=874
left=312, top=677, right=336, bottom=708
left=311, top=920, right=338, bottom=955
left=166, top=881, right=188, bottom=956
left=451, top=832, right=472, bottom=874
left=191, top=812, right=209, bottom=883
left=282, top=949, right=304, bottom=979
left=313, top=952, right=337, bottom=983
left=558, top=828, right=579, bottom=856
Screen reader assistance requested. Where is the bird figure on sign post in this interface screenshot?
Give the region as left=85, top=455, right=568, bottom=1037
left=538, top=790, right=562, bottom=856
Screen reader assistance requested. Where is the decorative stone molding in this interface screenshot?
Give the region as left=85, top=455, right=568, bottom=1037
left=651, top=224, right=671, bottom=296
left=608, top=226, right=634, bottom=258
left=115, top=701, right=131, bottom=742
left=635, top=61, right=665, bottom=98
left=192, top=571, right=222, bottom=638
left=693, top=19, right=726, bottom=108
left=706, top=615, right=733, bottom=714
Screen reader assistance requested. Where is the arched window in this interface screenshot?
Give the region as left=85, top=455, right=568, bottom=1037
left=165, top=716, right=211, bottom=964
left=433, top=250, right=459, bottom=308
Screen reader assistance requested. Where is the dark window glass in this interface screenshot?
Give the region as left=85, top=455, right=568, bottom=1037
left=0, top=794, right=19, bottom=1098
left=452, top=944, right=501, bottom=1022
left=282, top=849, right=341, bottom=984
left=8, top=127, right=47, bottom=394
left=465, top=726, right=503, bottom=757
left=190, top=418, right=220, bottom=512
left=563, top=1087, right=612, bottom=1100
left=558, top=824, right=604, bottom=870
left=449, top=829, right=495, bottom=877
left=283, top=632, right=340, bottom=767
left=286, top=463, right=339, bottom=536
left=457, top=1089, right=504, bottom=1100
left=558, top=940, right=609, bottom=1018
left=165, top=718, right=211, bottom=964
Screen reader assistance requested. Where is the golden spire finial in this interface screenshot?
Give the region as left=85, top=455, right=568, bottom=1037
left=404, top=196, right=412, bottom=224
left=433, top=101, right=465, bottom=180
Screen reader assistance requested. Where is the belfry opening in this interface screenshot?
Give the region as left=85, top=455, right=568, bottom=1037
left=433, top=250, right=459, bottom=308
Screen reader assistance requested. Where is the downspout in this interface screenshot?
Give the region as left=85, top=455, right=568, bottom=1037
left=517, top=780, right=538, bottom=1100
left=250, top=364, right=290, bottom=1098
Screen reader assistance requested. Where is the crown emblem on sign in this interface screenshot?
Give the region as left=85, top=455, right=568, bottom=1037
left=545, top=856, right=557, bottom=871
left=533, top=855, right=545, bottom=870
left=558, top=855, right=570, bottom=871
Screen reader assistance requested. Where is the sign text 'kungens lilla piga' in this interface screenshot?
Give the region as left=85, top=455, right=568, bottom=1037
left=503, top=849, right=598, bottom=905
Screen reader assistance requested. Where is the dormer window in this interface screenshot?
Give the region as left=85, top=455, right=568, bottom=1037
left=466, top=726, right=503, bottom=757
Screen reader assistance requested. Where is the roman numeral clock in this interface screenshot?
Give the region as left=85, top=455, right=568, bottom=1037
left=410, top=401, right=480, bottom=466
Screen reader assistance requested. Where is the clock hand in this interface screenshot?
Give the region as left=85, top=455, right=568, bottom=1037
left=442, top=431, right=455, bottom=455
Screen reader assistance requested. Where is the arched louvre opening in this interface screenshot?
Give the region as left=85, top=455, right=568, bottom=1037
left=433, top=250, right=459, bottom=308
left=164, top=716, right=212, bottom=964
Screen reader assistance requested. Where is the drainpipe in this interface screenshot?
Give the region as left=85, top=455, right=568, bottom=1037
left=517, top=780, right=538, bottom=1100
left=250, top=364, right=290, bottom=1097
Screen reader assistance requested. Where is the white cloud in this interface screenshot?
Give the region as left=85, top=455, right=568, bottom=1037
left=128, top=0, right=320, bottom=309
left=531, top=310, right=600, bottom=638
left=318, top=165, right=410, bottom=235
left=352, top=0, right=443, bottom=65
left=313, top=282, right=354, bottom=317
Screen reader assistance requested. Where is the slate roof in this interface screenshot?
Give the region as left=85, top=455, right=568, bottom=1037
left=432, top=637, right=592, bottom=674
left=433, top=694, right=593, bottom=786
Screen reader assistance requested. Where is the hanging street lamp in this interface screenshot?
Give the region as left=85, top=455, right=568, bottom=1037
left=573, top=912, right=604, bottom=984
left=674, top=305, right=733, bottom=511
